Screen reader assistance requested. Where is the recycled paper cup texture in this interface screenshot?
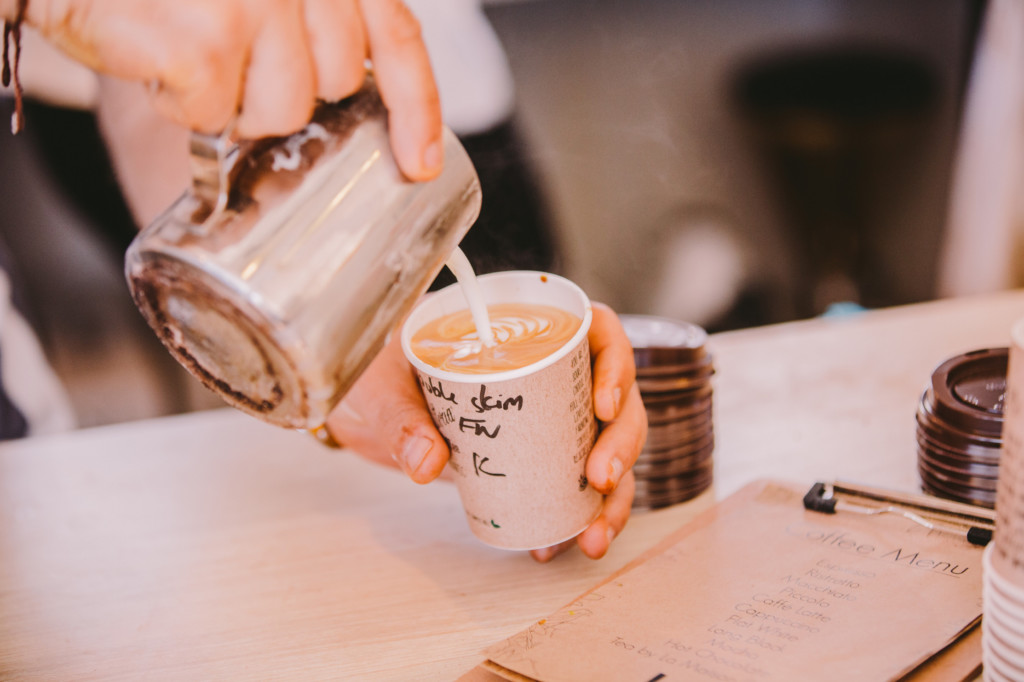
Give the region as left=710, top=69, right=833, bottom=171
left=994, top=320, right=1024, bottom=588
left=401, top=271, right=601, bottom=550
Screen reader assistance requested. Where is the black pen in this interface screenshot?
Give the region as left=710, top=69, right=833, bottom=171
left=803, top=481, right=994, bottom=547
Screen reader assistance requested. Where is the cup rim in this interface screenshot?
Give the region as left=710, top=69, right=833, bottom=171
left=400, top=270, right=593, bottom=384
left=983, top=646, right=1021, bottom=682
left=983, top=618, right=1024, bottom=678
left=985, top=572, right=1024, bottom=636
left=983, top=610, right=1024, bottom=671
left=986, top=583, right=1024, bottom=624
left=985, top=544, right=1024, bottom=608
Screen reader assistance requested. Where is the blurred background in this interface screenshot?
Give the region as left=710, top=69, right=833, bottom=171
left=0, top=0, right=999, bottom=429
left=487, top=0, right=980, bottom=325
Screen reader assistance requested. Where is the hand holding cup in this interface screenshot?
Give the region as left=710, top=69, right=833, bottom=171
left=325, top=280, right=645, bottom=561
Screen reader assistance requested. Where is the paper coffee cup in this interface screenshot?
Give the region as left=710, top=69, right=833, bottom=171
left=986, top=544, right=1024, bottom=612
left=985, top=319, right=1024, bottom=680
left=401, top=271, right=601, bottom=550
left=993, top=320, right=1024, bottom=584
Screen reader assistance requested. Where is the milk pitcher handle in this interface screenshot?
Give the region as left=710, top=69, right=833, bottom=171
left=189, top=123, right=239, bottom=220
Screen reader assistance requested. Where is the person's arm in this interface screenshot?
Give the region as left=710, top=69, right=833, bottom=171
left=326, top=302, right=647, bottom=562
left=5, top=0, right=647, bottom=561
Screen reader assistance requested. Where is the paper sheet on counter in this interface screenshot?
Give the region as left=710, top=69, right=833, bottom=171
left=474, top=480, right=984, bottom=682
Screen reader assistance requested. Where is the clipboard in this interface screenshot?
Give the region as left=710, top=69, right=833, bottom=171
left=467, top=480, right=988, bottom=682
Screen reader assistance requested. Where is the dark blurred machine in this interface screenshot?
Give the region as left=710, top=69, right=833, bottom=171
left=733, top=44, right=940, bottom=318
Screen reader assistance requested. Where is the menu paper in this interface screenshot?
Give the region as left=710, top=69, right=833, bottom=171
left=478, top=480, right=984, bottom=682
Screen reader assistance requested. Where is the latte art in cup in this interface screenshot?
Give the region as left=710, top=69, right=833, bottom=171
left=410, top=303, right=582, bottom=374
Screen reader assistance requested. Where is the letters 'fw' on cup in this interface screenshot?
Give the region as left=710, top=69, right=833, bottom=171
left=124, top=79, right=482, bottom=430
left=401, top=272, right=603, bottom=550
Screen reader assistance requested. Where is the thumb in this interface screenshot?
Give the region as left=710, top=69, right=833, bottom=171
left=325, top=335, right=449, bottom=484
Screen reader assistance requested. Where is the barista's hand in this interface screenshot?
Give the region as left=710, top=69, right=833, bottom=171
left=325, top=302, right=647, bottom=562
left=9, top=0, right=442, bottom=180
left=530, top=303, right=646, bottom=562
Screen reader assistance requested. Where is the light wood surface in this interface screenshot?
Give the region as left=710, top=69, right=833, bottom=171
left=3, top=290, right=1023, bottom=680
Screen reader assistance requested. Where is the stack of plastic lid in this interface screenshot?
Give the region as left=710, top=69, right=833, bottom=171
left=621, top=315, right=715, bottom=510
left=915, top=347, right=1007, bottom=508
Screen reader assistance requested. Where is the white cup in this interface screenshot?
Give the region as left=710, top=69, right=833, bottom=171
left=401, top=271, right=602, bottom=550
left=991, top=320, right=1024, bottom=586
left=985, top=318, right=1024, bottom=681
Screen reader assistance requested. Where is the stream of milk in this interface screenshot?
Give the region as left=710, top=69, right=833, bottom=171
left=444, top=247, right=496, bottom=348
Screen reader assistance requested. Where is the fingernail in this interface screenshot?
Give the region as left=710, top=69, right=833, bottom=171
left=423, top=139, right=443, bottom=174
left=597, top=386, right=621, bottom=421
left=606, top=525, right=617, bottom=546
left=399, top=435, right=432, bottom=477
left=607, top=457, right=623, bottom=489
left=533, top=547, right=554, bottom=563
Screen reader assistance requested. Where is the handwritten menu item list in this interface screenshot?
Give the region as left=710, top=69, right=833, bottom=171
left=482, top=481, right=984, bottom=681
left=417, top=338, right=600, bottom=550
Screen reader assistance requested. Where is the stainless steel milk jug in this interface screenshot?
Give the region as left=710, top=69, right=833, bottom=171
left=125, top=79, right=482, bottom=430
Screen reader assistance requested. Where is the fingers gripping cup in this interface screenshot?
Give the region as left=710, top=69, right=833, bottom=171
left=401, top=272, right=602, bottom=550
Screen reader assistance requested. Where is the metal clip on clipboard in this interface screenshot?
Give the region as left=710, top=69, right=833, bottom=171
left=803, top=480, right=995, bottom=546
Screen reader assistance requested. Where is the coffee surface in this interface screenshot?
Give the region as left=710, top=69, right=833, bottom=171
left=411, top=302, right=582, bottom=374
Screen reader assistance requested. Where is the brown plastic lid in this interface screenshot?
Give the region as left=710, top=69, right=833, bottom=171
left=621, top=315, right=710, bottom=368
left=916, top=394, right=1002, bottom=449
left=636, top=366, right=715, bottom=393
left=633, top=444, right=715, bottom=477
left=914, top=347, right=1007, bottom=508
left=915, top=428, right=1001, bottom=466
left=919, top=454, right=999, bottom=484
left=632, top=460, right=715, bottom=494
left=637, top=438, right=715, bottom=462
left=927, top=347, right=1007, bottom=438
left=919, top=466, right=996, bottom=508
left=623, top=314, right=717, bottom=511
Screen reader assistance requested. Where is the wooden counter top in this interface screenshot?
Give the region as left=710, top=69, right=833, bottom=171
left=3, top=290, right=1022, bottom=680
